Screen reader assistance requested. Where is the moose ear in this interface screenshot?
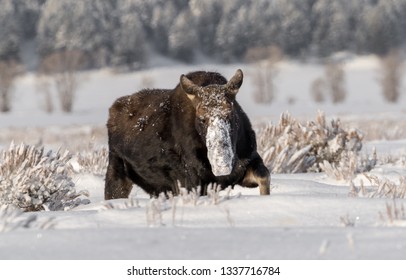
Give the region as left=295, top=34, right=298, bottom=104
left=226, top=69, right=243, bottom=95
left=180, top=75, right=198, bottom=101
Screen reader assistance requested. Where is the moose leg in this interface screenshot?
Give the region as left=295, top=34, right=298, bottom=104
left=105, top=152, right=134, bottom=200
left=241, top=155, right=271, bottom=195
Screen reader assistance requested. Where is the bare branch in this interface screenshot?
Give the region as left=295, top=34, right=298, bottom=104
left=0, top=60, right=20, bottom=112
left=39, top=50, right=86, bottom=112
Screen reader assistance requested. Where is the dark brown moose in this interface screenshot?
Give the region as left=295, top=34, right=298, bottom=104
left=105, top=69, right=270, bottom=199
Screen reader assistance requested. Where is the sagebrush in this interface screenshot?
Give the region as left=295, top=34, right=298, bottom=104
left=0, top=143, right=89, bottom=211
left=320, top=149, right=377, bottom=182
left=257, top=111, right=364, bottom=174
left=75, top=146, right=108, bottom=176
left=80, top=112, right=370, bottom=178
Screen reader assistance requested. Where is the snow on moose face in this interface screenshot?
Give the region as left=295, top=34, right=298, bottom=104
left=205, top=116, right=234, bottom=176
left=180, top=69, right=244, bottom=177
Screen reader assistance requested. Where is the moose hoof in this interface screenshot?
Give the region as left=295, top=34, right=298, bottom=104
left=259, top=184, right=270, bottom=195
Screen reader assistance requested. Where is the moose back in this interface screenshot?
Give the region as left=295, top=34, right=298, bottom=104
left=105, top=69, right=270, bottom=199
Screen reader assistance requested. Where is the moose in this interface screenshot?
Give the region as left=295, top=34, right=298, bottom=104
left=105, top=69, right=270, bottom=199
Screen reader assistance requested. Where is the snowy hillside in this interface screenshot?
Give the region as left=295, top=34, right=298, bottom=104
left=1, top=57, right=406, bottom=262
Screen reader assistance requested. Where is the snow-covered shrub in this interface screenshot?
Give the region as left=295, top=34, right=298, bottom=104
left=257, top=111, right=365, bottom=174
left=0, top=205, right=55, bottom=233
left=75, top=146, right=108, bottom=176
left=320, top=149, right=377, bottom=182
left=0, top=143, right=89, bottom=212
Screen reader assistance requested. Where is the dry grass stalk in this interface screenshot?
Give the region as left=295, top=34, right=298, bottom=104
left=144, top=184, right=240, bottom=227
left=101, top=197, right=140, bottom=210
left=223, top=206, right=235, bottom=227
left=340, top=214, right=355, bottom=227
left=169, top=193, right=178, bottom=226
left=177, top=181, right=201, bottom=206
left=207, top=183, right=222, bottom=205
left=0, top=205, right=56, bottom=233
left=379, top=200, right=405, bottom=225
left=349, top=180, right=368, bottom=198
left=146, top=195, right=165, bottom=227
left=351, top=175, right=406, bottom=199
left=318, top=239, right=330, bottom=256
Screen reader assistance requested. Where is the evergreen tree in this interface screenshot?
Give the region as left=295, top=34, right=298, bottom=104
left=277, top=0, right=312, bottom=56
left=37, top=0, right=114, bottom=67
left=168, top=11, right=198, bottom=62
left=114, top=0, right=159, bottom=39
left=311, top=0, right=351, bottom=56
left=1, top=0, right=406, bottom=70
left=357, top=0, right=406, bottom=55
left=111, top=12, right=146, bottom=70
left=215, top=0, right=254, bottom=61
left=150, top=1, right=178, bottom=54
left=0, top=0, right=21, bottom=61
left=13, top=0, right=42, bottom=40
left=189, top=0, right=223, bottom=55
left=246, top=0, right=276, bottom=48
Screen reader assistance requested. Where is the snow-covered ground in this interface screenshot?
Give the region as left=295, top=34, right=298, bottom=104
left=1, top=56, right=406, bottom=260
left=2, top=173, right=406, bottom=260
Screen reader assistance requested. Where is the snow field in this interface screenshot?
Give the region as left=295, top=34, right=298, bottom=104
left=1, top=57, right=406, bottom=260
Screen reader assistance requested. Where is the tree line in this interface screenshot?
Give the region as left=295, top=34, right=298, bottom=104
left=0, top=0, right=406, bottom=70
left=1, top=0, right=405, bottom=113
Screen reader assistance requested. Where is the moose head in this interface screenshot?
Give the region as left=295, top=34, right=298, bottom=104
left=180, top=69, right=244, bottom=177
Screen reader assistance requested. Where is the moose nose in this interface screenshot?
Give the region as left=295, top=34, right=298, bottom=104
left=206, top=117, right=234, bottom=177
